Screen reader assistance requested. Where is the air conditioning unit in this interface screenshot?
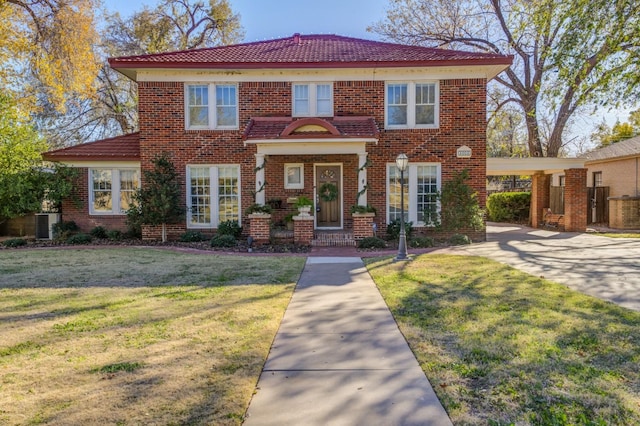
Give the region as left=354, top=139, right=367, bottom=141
left=35, top=213, right=61, bottom=240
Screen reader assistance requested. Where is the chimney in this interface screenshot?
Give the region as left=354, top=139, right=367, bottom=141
left=293, top=33, right=301, bottom=44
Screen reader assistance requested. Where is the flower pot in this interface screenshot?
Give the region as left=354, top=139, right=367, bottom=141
left=297, top=206, right=312, bottom=216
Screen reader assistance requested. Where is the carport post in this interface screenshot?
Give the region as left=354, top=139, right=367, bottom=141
left=530, top=173, right=551, bottom=228
left=563, top=168, right=588, bottom=232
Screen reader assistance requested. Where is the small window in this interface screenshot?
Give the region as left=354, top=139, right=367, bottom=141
left=285, top=164, right=304, bottom=189
left=90, top=168, right=140, bottom=215
left=292, top=83, right=333, bottom=117
left=385, top=81, right=438, bottom=129
left=186, top=83, right=238, bottom=129
left=559, top=176, right=566, bottom=187
left=593, top=172, right=603, bottom=187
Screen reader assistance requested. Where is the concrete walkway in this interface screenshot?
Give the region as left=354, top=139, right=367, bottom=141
left=243, top=257, right=452, bottom=426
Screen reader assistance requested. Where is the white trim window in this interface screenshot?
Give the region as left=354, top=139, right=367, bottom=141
left=185, top=83, right=238, bottom=129
left=187, top=165, right=241, bottom=228
left=292, top=83, right=333, bottom=117
left=387, top=163, right=441, bottom=226
left=89, top=168, right=140, bottom=215
left=284, top=163, right=304, bottom=189
left=385, top=82, right=438, bottom=129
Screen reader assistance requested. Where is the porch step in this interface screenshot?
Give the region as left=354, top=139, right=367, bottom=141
left=311, top=232, right=356, bottom=247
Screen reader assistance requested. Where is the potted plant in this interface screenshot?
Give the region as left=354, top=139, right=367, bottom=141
left=350, top=204, right=377, bottom=215
left=284, top=212, right=295, bottom=230
left=245, top=203, right=273, bottom=215
left=295, top=195, right=313, bottom=216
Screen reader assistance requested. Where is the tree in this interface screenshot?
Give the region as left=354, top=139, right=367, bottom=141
left=35, top=0, right=244, bottom=147
left=591, top=109, right=640, bottom=147
left=371, top=0, right=640, bottom=157
left=0, top=0, right=100, bottom=114
left=437, top=169, right=484, bottom=233
left=134, top=153, right=185, bottom=242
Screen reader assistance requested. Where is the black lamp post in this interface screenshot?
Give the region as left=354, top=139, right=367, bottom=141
left=395, top=153, right=409, bottom=261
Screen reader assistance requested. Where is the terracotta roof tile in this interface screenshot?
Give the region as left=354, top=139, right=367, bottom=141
left=243, top=116, right=379, bottom=141
left=582, top=135, right=640, bottom=162
left=43, top=133, right=140, bottom=162
left=109, top=34, right=512, bottom=73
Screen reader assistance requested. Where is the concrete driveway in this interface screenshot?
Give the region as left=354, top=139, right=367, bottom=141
left=442, top=223, right=640, bottom=311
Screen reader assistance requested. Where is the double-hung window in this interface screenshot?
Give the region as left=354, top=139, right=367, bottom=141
left=186, top=83, right=238, bottom=129
left=387, top=163, right=441, bottom=226
left=292, top=83, right=333, bottom=116
left=187, top=165, right=241, bottom=228
left=385, top=81, right=438, bottom=129
left=90, top=168, right=139, bottom=215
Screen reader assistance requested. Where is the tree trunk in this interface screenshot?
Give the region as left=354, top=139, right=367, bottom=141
left=523, top=103, right=545, bottom=157
left=161, top=223, right=167, bottom=243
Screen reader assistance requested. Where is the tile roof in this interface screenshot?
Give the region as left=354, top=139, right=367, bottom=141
left=243, top=116, right=379, bottom=141
left=109, top=34, right=512, bottom=73
left=43, top=132, right=140, bottom=162
left=582, top=135, right=640, bottom=162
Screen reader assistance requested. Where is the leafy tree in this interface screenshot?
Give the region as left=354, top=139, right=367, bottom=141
left=0, top=94, right=76, bottom=222
left=591, top=109, right=640, bottom=147
left=0, top=0, right=100, bottom=114
left=134, top=153, right=185, bottom=242
left=36, top=0, right=244, bottom=147
left=371, top=0, right=640, bottom=157
left=437, top=169, right=484, bottom=232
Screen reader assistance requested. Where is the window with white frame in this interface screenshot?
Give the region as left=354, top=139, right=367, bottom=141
left=186, top=83, right=238, bottom=129
left=284, top=163, right=304, bottom=189
left=387, top=163, right=441, bottom=226
left=385, top=82, right=438, bottom=129
left=292, top=83, right=333, bottom=117
left=187, top=165, right=240, bottom=228
left=90, top=168, right=139, bottom=215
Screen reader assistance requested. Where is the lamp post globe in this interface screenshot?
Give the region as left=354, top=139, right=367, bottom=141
left=395, top=153, right=409, bottom=261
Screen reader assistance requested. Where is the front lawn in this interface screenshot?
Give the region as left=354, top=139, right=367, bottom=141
left=0, top=248, right=305, bottom=425
left=365, top=254, right=640, bottom=425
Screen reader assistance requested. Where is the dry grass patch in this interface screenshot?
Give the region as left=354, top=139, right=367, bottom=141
left=598, top=233, right=640, bottom=239
left=0, top=248, right=305, bottom=425
left=365, top=254, right=640, bottom=425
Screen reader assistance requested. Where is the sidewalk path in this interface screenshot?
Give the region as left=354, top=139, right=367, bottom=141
left=243, top=257, right=452, bottom=426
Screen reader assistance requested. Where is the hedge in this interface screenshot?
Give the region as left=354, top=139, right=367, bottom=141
left=486, top=192, right=531, bottom=223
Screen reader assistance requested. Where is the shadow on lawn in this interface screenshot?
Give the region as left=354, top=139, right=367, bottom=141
left=369, top=254, right=640, bottom=425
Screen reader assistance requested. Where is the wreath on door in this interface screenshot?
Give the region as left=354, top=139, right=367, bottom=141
left=319, top=182, right=339, bottom=202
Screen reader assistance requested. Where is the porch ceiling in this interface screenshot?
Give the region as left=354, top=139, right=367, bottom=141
left=487, top=157, right=585, bottom=176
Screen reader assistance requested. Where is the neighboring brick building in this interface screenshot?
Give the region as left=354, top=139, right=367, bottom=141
left=43, top=34, right=512, bottom=242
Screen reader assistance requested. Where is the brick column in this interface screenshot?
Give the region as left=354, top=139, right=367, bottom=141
left=293, top=215, right=314, bottom=245
left=531, top=173, right=551, bottom=228
left=248, top=213, right=271, bottom=244
left=352, top=213, right=375, bottom=240
left=564, top=168, right=587, bottom=232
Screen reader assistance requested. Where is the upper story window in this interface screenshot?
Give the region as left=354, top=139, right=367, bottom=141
left=185, top=83, right=238, bottom=130
left=90, top=168, right=139, bottom=215
left=292, top=83, right=333, bottom=117
left=385, top=82, right=438, bottom=129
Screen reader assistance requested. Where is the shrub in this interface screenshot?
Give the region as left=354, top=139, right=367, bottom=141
left=245, top=203, right=272, bottom=215
left=106, top=230, right=122, bottom=241
left=358, top=236, right=387, bottom=249
left=125, top=205, right=143, bottom=239
left=2, top=238, right=27, bottom=248
left=179, top=230, right=207, bottom=242
left=210, top=234, right=237, bottom=248
left=350, top=204, right=377, bottom=214
left=448, top=234, right=471, bottom=245
left=487, top=192, right=531, bottom=222
left=386, top=219, right=413, bottom=241
left=52, top=220, right=79, bottom=241
left=439, top=169, right=484, bottom=232
left=90, top=226, right=108, bottom=239
left=218, top=220, right=242, bottom=238
left=409, top=236, right=435, bottom=248
left=67, top=233, right=93, bottom=244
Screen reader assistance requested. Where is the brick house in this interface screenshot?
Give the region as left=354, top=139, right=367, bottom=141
left=43, top=34, right=511, bottom=243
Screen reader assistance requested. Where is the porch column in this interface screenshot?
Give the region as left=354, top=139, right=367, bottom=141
left=255, top=153, right=266, bottom=205
left=564, top=168, right=587, bottom=232
left=357, top=153, right=368, bottom=206
left=530, top=172, right=551, bottom=228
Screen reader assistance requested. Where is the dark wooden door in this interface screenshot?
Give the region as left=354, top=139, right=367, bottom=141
left=588, top=186, right=610, bottom=224
left=316, top=165, right=341, bottom=228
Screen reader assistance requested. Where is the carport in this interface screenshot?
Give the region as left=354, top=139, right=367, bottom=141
left=487, top=158, right=587, bottom=232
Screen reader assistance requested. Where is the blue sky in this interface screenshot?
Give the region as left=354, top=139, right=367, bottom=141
left=106, top=0, right=389, bottom=42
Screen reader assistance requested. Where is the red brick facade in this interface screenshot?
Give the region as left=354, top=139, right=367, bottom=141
left=130, top=77, right=487, bottom=240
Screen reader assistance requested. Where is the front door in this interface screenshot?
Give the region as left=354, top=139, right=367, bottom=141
left=315, top=165, right=341, bottom=228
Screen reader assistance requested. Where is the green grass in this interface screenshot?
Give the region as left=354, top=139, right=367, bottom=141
left=0, top=248, right=305, bottom=425
left=365, top=254, right=640, bottom=425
